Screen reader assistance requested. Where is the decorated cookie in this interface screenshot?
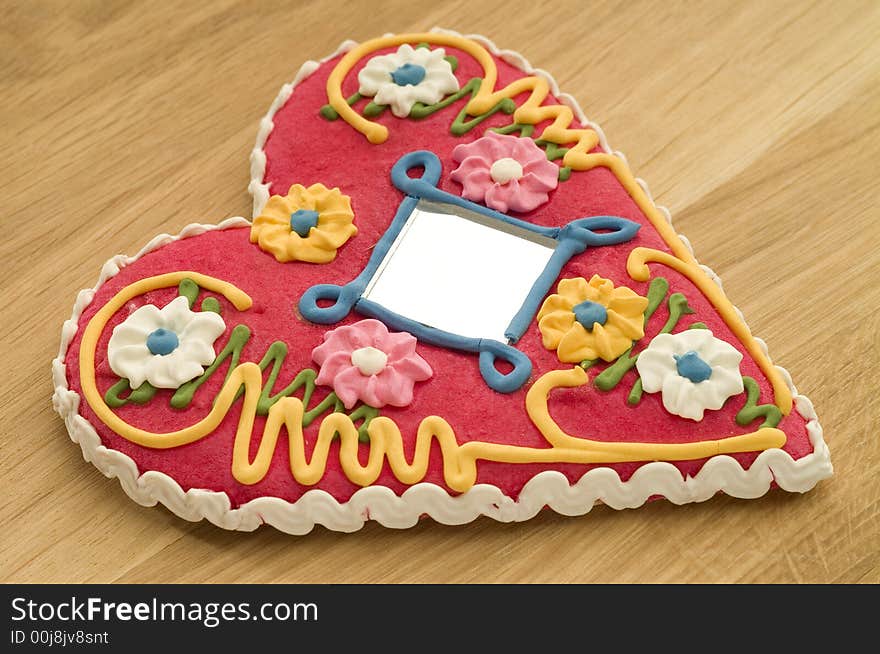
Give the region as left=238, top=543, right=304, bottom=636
left=52, top=29, right=831, bottom=534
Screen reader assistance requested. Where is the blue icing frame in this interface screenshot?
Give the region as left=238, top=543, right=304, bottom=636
left=299, top=150, right=640, bottom=393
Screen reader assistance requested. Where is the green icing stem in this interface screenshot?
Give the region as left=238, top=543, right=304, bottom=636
left=324, top=78, right=516, bottom=136
left=660, top=293, right=696, bottom=334
left=105, top=378, right=157, bottom=407
left=593, top=349, right=635, bottom=392
left=253, top=342, right=329, bottom=419
left=736, top=376, right=782, bottom=429
left=594, top=289, right=694, bottom=392
left=170, top=324, right=251, bottom=408
left=450, top=99, right=516, bottom=134
left=490, top=123, right=535, bottom=137
left=534, top=139, right=569, bottom=162
left=688, top=322, right=708, bottom=330
left=320, top=92, right=363, bottom=120
left=622, top=279, right=670, bottom=404
left=346, top=405, right=381, bottom=443
left=627, top=378, right=643, bottom=406
left=409, top=78, right=516, bottom=132
left=253, top=342, right=377, bottom=441
left=319, top=79, right=580, bottom=180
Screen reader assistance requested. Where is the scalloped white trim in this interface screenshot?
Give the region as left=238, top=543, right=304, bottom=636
left=54, top=31, right=831, bottom=536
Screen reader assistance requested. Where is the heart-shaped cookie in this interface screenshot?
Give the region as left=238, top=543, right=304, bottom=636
left=53, top=29, right=831, bottom=534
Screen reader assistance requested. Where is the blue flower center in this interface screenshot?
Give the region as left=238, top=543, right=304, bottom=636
left=146, top=328, right=179, bottom=356
left=390, top=63, right=426, bottom=86
left=289, top=209, right=319, bottom=237
left=572, top=300, right=608, bottom=331
left=674, top=351, right=713, bottom=383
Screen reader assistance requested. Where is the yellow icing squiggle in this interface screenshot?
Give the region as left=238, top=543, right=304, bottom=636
left=525, top=367, right=786, bottom=457
left=79, top=273, right=785, bottom=491
left=326, top=32, right=695, bottom=264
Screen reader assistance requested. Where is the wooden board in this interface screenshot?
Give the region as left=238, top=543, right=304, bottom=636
left=1, top=0, right=877, bottom=583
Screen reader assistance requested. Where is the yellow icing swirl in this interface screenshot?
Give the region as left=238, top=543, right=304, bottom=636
left=78, top=273, right=786, bottom=491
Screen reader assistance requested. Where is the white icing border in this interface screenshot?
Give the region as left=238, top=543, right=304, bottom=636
left=53, top=30, right=831, bottom=535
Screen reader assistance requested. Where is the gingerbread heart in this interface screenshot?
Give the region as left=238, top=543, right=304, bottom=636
left=53, top=29, right=831, bottom=534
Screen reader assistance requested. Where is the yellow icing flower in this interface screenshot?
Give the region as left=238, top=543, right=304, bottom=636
left=250, top=183, right=357, bottom=263
left=537, top=275, right=648, bottom=363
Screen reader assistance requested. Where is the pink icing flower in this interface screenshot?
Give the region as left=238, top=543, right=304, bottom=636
left=312, top=319, right=433, bottom=409
left=450, top=131, right=559, bottom=213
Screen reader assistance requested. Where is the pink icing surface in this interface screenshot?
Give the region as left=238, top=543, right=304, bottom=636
left=65, top=44, right=814, bottom=507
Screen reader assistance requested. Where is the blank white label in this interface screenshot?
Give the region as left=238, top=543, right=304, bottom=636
left=362, top=201, right=556, bottom=343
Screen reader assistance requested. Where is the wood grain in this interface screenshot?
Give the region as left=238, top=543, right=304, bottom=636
left=1, top=0, right=877, bottom=584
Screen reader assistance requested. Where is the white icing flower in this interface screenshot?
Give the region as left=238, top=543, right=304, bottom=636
left=635, top=330, right=744, bottom=421
left=107, top=296, right=226, bottom=389
left=357, top=44, right=459, bottom=118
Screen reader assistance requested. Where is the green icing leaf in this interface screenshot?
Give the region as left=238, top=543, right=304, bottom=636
left=180, top=278, right=221, bottom=314
left=178, top=278, right=199, bottom=309
left=644, top=277, right=670, bottom=323
left=319, top=104, right=339, bottom=120
left=362, top=101, right=386, bottom=117
left=200, top=297, right=221, bottom=314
